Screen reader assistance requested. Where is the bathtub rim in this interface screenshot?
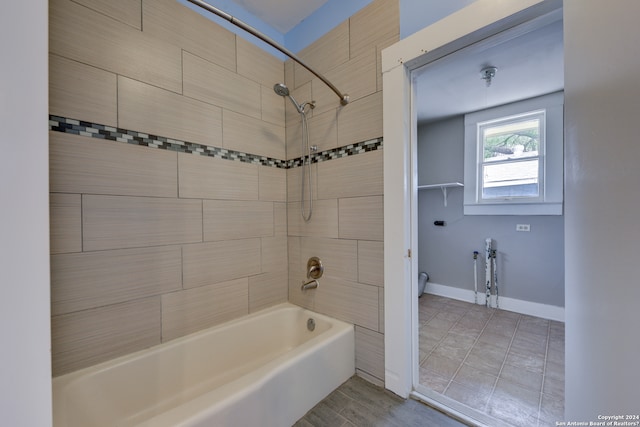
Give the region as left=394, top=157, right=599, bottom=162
left=52, top=302, right=354, bottom=395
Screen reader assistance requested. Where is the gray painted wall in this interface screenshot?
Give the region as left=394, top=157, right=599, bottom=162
left=564, top=0, right=640, bottom=417
left=417, top=116, right=565, bottom=307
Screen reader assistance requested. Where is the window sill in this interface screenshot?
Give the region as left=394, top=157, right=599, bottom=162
left=464, top=202, right=563, bottom=216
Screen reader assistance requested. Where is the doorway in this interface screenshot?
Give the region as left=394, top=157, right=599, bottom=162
left=382, top=1, right=565, bottom=426
left=414, top=14, right=564, bottom=427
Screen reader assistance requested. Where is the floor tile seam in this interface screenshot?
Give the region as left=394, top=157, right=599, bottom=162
left=305, top=405, right=351, bottom=427
left=442, top=306, right=496, bottom=395
left=421, top=341, right=441, bottom=366
left=483, top=313, right=521, bottom=413
left=422, top=308, right=463, bottom=364
left=329, top=407, right=352, bottom=427
left=492, top=322, right=546, bottom=426
left=418, top=310, right=441, bottom=328
left=445, top=377, right=494, bottom=410
left=537, top=319, right=553, bottom=421
left=419, top=323, right=445, bottom=364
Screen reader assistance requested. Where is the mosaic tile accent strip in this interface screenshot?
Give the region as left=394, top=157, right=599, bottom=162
left=49, top=115, right=383, bottom=169
left=287, top=138, right=383, bottom=168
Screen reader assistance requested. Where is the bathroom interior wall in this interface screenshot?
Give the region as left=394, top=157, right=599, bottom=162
left=49, top=0, right=288, bottom=376
left=417, top=116, right=565, bottom=307
left=49, top=0, right=395, bottom=383
left=564, top=0, right=640, bottom=417
left=285, top=0, right=398, bottom=384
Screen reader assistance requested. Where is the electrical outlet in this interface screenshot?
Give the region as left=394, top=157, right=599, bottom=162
left=516, top=224, right=531, bottom=232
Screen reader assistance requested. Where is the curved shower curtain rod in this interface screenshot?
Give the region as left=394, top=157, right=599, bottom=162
left=186, top=0, right=350, bottom=106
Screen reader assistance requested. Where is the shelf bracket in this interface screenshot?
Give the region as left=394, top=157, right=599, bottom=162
left=417, top=182, right=463, bottom=207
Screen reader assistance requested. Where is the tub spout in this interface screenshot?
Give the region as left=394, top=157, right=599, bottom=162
left=301, top=279, right=319, bottom=291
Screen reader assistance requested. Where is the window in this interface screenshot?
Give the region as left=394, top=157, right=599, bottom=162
left=463, top=92, right=563, bottom=215
left=479, top=110, right=544, bottom=201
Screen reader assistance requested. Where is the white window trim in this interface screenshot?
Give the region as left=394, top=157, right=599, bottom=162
left=463, top=91, right=564, bottom=215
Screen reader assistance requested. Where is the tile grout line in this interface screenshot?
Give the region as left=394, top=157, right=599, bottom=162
left=537, top=319, right=552, bottom=427
left=419, top=297, right=561, bottom=426
left=441, top=305, right=496, bottom=395
left=417, top=302, right=445, bottom=365
left=481, top=313, right=521, bottom=414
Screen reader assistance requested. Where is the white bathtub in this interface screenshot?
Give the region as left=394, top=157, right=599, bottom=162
left=53, top=303, right=355, bottom=427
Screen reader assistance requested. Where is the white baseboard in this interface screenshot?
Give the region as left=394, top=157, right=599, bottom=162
left=422, top=282, right=564, bottom=322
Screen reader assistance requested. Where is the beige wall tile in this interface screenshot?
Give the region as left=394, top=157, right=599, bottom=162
left=317, top=150, right=383, bottom=200
left=358, top=240, right=384, bottom=287
left=262, top=236, right=288, bottom=274
left=337, top=92, right=383, bottom=146
left=349, top=0, right=400, bottom=57
left=274, top=203, right=287, bottom=237
left=284, top=59, right=295, bottom=89
left=287, top=164, right=317, bottom=203
left=309, top=109, right=338, bottom=153
left=286, top=114, right=304, bottom=160
left=285, top=82, right=313, bottom=132
left=259, top=166, right=286, bottom=202
left=118, top=76, right=223, bottom=148
left=301, top=237, right=358, bottom=282
left=51, top=246, right=181, bottom=315
left=50, top=131, right=178, bottom=198
left=376, top=36, right=399, bottom=92
left=161, top=278, right=249, bottom=341
left=314, top=277, right=379, bottom=330
left=288, top=237, right=315, bottom=309
left=261, top=85, right=286, bottom=127
left=142, top=0, right=236, bottom=72
left=295, top=21, right=350, bottom=88
left=222, top=110, right=285, bottom=159
left=249, top=271, right=288, bottom=313
left=237, top=37, right=284, bottom=87
left=284, top=83, right=315, bottom=160
left=74, top=0, right=141, bottom=29
left=288, top=237, right=302, bottom=279
left=52, top=297, right=161, bottom=376
left=312, top=50, right=377, bottom=116
left=203, top=200, right=274, bottom=242
left=50, top=193, right=82, bottom=255
left=339, top=196, right=383, bottom=241
left=182, top=239, right=261, bottom=289
left=178, top=153, right=259, bottom=200
left=49, top=54, right=117, bottom=126
left=83, top=195, right=202, bottom=251
left=183, top=52, right=261, bottom=119
left=287, top=199, right=338, bottom=238
left=50, top=0, right=181, bottom=93
left=289, top=275, right=317, bottom=311
left=355, top=326, right=385, bottom=380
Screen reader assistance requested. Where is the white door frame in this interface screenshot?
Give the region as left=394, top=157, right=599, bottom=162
left=382, top=0, right=562, bottom=398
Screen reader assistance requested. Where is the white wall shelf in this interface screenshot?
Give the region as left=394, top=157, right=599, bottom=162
left=417, top=182, right=464, bottom=207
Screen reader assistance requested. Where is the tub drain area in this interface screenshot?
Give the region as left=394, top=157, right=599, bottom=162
left=307, top=318, right=316, bottom=331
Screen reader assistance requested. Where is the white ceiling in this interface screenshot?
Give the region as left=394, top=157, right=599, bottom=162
left=229, top=0, right=331, bottom=33
left=414, top=18, right=564, bottom=124
left=202, top=1, right=562, bottom=124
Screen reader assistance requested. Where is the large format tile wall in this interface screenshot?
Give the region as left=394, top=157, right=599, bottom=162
left=49, top=0, right=288, bottom=376
left=49, top=0, right=398, bottom=382
left=286, top=0, right=399, bottom=384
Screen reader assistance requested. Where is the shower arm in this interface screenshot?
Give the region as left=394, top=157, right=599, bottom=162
left=186, top=0, right=350, bottom=106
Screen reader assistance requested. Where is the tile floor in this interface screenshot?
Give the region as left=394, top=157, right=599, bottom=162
left=294, top=375, right=465, bottom=427
left=418, top=295, right=565, bottom=427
